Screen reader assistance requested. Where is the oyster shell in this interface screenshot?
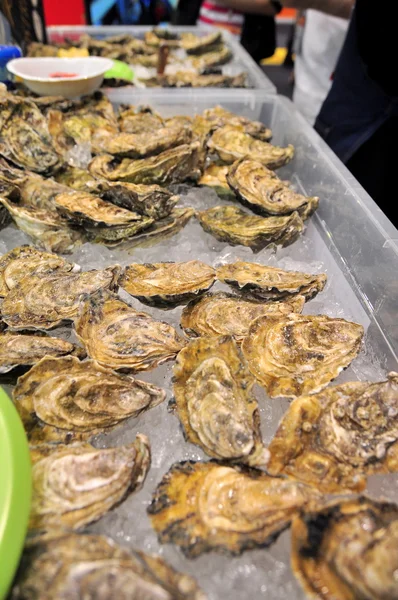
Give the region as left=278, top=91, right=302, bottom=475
left=27, top=41, right=59, bottom=57
left=149, top=72, right=246, bottom=88
left=172, top=336, right=268, bottom=466
left=122, top=207, right=195, bottom=249
left=0, top=333, right=85, bottom=374
left=89, top=142, right=201, bottom=185
left=198, top=164, right=233, bottom=197
left=242, top=313, right=364, bottom=398
left=1, top=266, right=120, bottom=330
left=54, top=165, right=98, bottom=191
left=145, top=29, right=181, bottom=47
left=267, top=373, right=398, bottom=492
left=182, top=31, right=222, bottom=54
left=291, top=497, right=398, bottom=600
left=181, top=292, right=305, bottom=341
left=148, top=461, right=321, bottom=558
left=29, top=435, right=150, bottom=534
left=14, top=355, right=165, bottom=441
left=118, top=105, right=164, bottom=134
left=197, top=205, right=304, bottom=251
left=11, top=533, right=206, bottom=600
left=227, top=159, right=319, bottom=217
left=203, top=106, right=272, bottom=141
left=75, top=290, right=186, bottom=371
left=0, top=245, right=79, bottom=298
left=119, top=261, right=216, bottom=308
left=207, top=126, right=294, bottom=168
left=216, top=261, right=327, bottom=301
left=191, top=45, right=232, bottom=70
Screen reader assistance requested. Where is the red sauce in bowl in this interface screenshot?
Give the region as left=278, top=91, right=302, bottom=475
left=49, top=72, right=78, bottom=78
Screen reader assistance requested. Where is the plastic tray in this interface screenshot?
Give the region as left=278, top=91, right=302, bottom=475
left=46, top=25, right=276, bottom=94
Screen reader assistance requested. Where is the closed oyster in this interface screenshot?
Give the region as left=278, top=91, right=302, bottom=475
left=54, top=165, right=98, bottom=191
left=203, top=106, right=272, bottom=141
left=75, top=290, right=186, bottom=371
left=0, top=333, right=85, bottom=374
left=27, top=41, right=59, bottom=57
left=267, top=373, right=398, bottom=492
left=181, top=292, right=305, bottom=341
left=148, top=461, right=321, bottom=557
left=291, top=497, right=398, bottom=600
left=144, top=72, right=246, bottom=89
left=227, top=159, right=319, bottom=217
left=118, top=105, right=164, bottom=134
left=172, top=336, right=268, bottom=466
left=1, top=266, right=120, bottom=330
left=145, top=29, right=181, bottom=47
left=11, top=533, right=206, bottom=600
left=216, top=261, right=327, bottom=301
left=14, top=355, right=165, bottom=441
left=29, top=436, right=150, bottom=533
left=191, top=45, right=232, bottom=70
left=89, top=143, right=201, bottom=185
left=123, top=207, right=195, bottom=249
left=207, top=126, right=294, bottom=168
left=197, top=205, right=304, bottom=251
left=182, top=31, right=222, bottom=54
left=0, top=245, right=79, bottom=297
left=119, top=261, right=216, bottom=308
left=198, top=163, right=234, bottom=197
left=242, top=313, right=364, bottom=398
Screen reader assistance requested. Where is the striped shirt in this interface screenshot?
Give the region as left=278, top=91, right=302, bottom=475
left=199, top=1, right=244, bottom=36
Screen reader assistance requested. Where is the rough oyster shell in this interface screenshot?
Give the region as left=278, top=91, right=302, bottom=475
left=227, top=159, right=319, bottom=217
left=242, top=313, right=364, bottom=398
left=89, top=143, right=201, bottom=185
left=0, top=245, right=79, bottom=297
left=197, top=205, right=304, bottom=251
left=145, top=29, right=181, bottom=47
left=11, top=533, right=206, bottom=600
left=182, top=31, right=222, bottom=54
left=198, top=164, right=234, bottom=197
left=27, top=41, right=59, bottom=57
left=202, top=106, right=272, bottom=141
left=54, top=165, right=98, bottom=191
left=75, top=289, right=186, bottom=371
left=121, top=207, right=195, bottom=249
left=267, top=373, right=398, bottom=492
left=144, top=72, right=246, bottom=88
left=119, top=261, right=216, bottom=308
left=291, top=497, right=398, bottom=600
left=148, top=461, right=321, bottom=558
left=1, top=266, right=120, bottom=330
left=118, top=105, right=164, bottom=133
left=172, top=336, right=268, bottom=466
left=207, top=126, right=294, bottom=168
left=216, top=261, right=327, bottom=301
left=181, top=292, right=305, bottom=341
left=191, top=45, right=232, bottom=70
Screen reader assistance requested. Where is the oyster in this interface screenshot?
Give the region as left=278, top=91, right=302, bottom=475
left=227, top=159, right=319, bottom=218
left=216, top=261, right=327, bottom=301
left=241, top=313, right=364, bottom=398
left=291, top=497, right=398, bottom=600
left=182, top=31, right=222, bottom=54
left=118, top=105, right=164, bottom=134
left=14, top=355, right=165, bottom=441
left=0, top=245, right=79, bottom=298
left=197, top=205, right=304, bottom=252
left=119, top=261, right=216, bottom=308
left=1, top=266, right=120, bottom=330
left=54, top=165, right=98, bottom=191
left=0, top=333, right=85, bottom=374
left=29, top=436, right=150, bottom=533
left=181, top=292, right=305, bottom=342
left=145, top=29, right=181, bottom=47
left=75, top=290, right=186, bottom=371
left=89, top=142, right=201, bottom=185
left=172, top=336, right=268, bottom=466
left=0, top=166, right=69, bottom=214
left=207, top=126, right=294, bottom=168
left=144, top=72, right=247, bottom=88
left=198, top=163, right=234, bottom=197
left=203, top=106, right=272, bottom=141
left=267, top=373, right=398, bottom=492
left=27, top=41, right=59, bottom=57
left=123, top=207, right=195, bottom=249
left=11, top=533, right=206, bottom=600
left=148, top=461, right=321, bottom=557
left=191, top=45, right=232, bottom=70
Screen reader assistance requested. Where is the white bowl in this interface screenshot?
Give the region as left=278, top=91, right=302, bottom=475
left=7, top=57, right=114, bottom=98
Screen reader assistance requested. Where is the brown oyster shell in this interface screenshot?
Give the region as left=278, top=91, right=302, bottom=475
left=172, top=335, right=268, bottom=467
left=148, top=461, right=321, bottom=558
left=119, top=260, right=216, bottom=308
left=1, top=266, right=120, bottom=330
left=198, top=164, right=234, bottom=198
left=267, top=373, right=398, bottom=493
left=182, top=31, right=222, bottom=54
left=202, top=106, right=272, bottom=141
left=118, top=105, right=164, bottom=134
left=120, top=207, right=195, bottom=249
left=242, top=313, right=364, bottom=398
left=190, top=45, right=232, bottom=70
left=145, top=72, right=246, bottom=88
left=291, top=497, right=398, bottom=600
left=74, top=289, right=186, bottom=371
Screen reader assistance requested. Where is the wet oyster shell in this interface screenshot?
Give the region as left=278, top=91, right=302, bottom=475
left=172, top=336, right=268, bottom=466
left=148, top=461, right=321, bottom=558
left=227, top=159, right=319, bottom=217
left=216, top=261, right=327, bottom=301
left=291, top=497, right=398, bottom=600
left=119, top=261, right=216, bottom=308
left=75, top=289, right=186, bottom=371
left=11, top=533, right=206, bottom=600
left=197, top=205, right=304, bottom=252
left=182, top=31, right=222, bottom=54
left=118, top=105, right=164, bottom=134
left=267, top=373, right=398, bottom=492
left=14, top=355, right=165, bottom=441
left=29, top=435, right=150, bottom=534
left=202, top=106, right=272, bottom=141
left=1, top=266, right=120, bottom=330
left=121, top=207, right=195, bottom=249
left=0, top=245, right=79, bottom=297
left=198, top=163, right=234, bottom=198
left=191, top=45, right=232, bottom=70
left=207, top=126, right=294, bottom=168
left=181, top=291, right=305, bottom=341
left=242, top=313, right=364, bottom=398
